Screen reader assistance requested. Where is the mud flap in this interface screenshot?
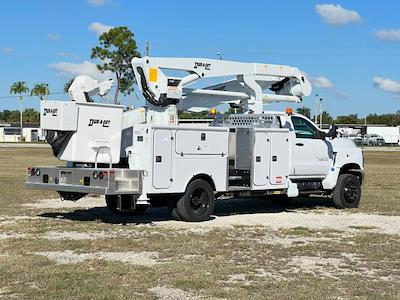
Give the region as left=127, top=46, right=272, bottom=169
left=287, top=180, right=299, bottom=197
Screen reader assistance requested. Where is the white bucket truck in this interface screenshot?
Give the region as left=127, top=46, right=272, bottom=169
left=26, top=57, right=364, bottom=221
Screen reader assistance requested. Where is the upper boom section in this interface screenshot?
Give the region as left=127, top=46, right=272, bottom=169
left=132, top=56, right=312, bottom=113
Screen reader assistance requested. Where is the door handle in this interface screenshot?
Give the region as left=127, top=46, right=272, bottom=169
left=296, top=143, right=304, bottom=146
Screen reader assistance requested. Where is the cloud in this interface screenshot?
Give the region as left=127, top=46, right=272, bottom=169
left=47, top=33, right=62, bottom=41
left=88, top=22, right=113, bottom=35
left=88, top=0, right=107, bottom=5
left=332, top=90, right=350, bottom=101
left=57, top=51, right=81, bottom=61
left=309, top=75, right=334, bottom=88
left=49, top=61, right=114, bottom=81
left=1, top=47, right=13, bottom=54
left=373, top=77, right=400, bottom=94
left=374, top=29, right=400, bottom=42
left=315, top=4, right=361, bottom=25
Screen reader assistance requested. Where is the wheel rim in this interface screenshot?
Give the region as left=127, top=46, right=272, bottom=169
left=343, top=181, right=359, bottom=203
left=189, top=188, right=210, bottom=216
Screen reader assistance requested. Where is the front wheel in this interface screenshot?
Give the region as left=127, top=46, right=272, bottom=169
left=105, top=195, right=148, bottom=215
left=332, top=174, right=361, bottom=209
left=176, top=179, right=215, bottom=222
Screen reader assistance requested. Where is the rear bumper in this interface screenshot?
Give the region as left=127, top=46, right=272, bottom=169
left=26, top=166, right=142, bottom=195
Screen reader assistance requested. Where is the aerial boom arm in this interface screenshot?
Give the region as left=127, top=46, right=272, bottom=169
left=132, top=56, right=311, bottom=113
left=68, top=75, right=114, bottom=103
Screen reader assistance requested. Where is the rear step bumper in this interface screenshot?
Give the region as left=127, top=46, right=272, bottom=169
left=26, top=167, right=142, bottom=195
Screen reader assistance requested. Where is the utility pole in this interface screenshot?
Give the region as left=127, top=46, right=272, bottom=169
left=145, top=41, right=151, bottom=56
left=315, top=93, right=319, bottom=124
left=319, top=98, right=323, bottom=129
left=217, top=52, right=227, bottom=83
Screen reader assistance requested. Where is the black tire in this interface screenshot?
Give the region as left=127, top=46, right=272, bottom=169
left=105, top=195, right=148, bottom=215
left=333, top=174, right=361, bottom=209
left=176, top=179, right=215, bottom=222
left=133, top=205, right=148, bottom=215
left=167, top=196, right=184, bottom=221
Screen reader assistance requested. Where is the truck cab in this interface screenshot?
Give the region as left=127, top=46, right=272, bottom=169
left=279, top=112, right=364, bottom=206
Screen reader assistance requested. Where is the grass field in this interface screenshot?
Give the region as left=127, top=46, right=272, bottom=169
left=1, top=148, right=400, bottom=299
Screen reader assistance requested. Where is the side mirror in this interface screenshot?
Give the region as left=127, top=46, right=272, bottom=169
left=318, top=131, right=327, bottom=140
left=326, top=125, right=338, bottom=140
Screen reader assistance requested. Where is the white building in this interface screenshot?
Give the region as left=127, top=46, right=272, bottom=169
left=0, top=123, right=44, bottom=142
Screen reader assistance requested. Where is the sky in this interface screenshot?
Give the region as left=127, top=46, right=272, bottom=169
left=0, top=0, right=400, bottom=118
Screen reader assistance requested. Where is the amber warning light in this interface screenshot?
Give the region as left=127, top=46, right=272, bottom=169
left=285, top=107, right=293, bottom=115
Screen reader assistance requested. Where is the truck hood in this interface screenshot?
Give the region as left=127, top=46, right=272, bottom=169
left=328, top=138, right=358, bottom=151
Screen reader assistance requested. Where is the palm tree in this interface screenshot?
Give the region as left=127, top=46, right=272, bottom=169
left=296, top=106, right=311, bottom=119
left=64, top=78, right=74, bottom=93
left=31, top=83, right=50, bottom=100
left=10, top=81, right=29, bottom=140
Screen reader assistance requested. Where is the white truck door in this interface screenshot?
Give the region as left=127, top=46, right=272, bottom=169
left=253, top=132, right=270, bottom=186
left=152, top=129, right=172, bottom=189
left=269, top=132, right=289, bottom=185
left=291, top=116, right=331, bottom=176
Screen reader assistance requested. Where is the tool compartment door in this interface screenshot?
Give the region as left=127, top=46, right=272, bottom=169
left=175, top=129, right=228, bottom=155
left=152, top=129, right=172, bottom=189
left=253, top=132, right=270, bottom=187
left=269, top=132, right=289, bottom=185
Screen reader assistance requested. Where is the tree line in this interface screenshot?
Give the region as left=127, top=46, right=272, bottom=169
left=0, top=109, right=40, bottom=124
left=296, top=106, right=400, bottom=126
left=2, top=106, right=400, bottom=126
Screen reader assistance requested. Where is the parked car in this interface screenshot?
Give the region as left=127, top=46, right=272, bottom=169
left=347, top=134, right=363, bottom=146
left=362, top=134, right=385, bottom=146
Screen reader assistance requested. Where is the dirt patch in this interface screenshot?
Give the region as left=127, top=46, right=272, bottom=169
left=0, top=232, right=27, bottom=240
left=35, top=250, right=160, bottom=266
left=22, top=196, right=104, bottom=209
left=226, top=273, right=251, bottom=286
left=0, top=286, right=20, bottom=299
left=42, top=230, right=115, bottom=240
left=287, top=256, right=350, bottom=277
left=149, top=286, right=203, bottom=300
left=0, top=216, right=41, bottom=226
left=285, top=254, right=387, bottom=279
left=0, top=287, right=10, bottom=295
left=253, top=268, right=287, bottom=280
left=256, top=234, right=336, bottom=248
left=155, top=211, right=400, bottom=235
left=22, top=196, right=400, bottom=236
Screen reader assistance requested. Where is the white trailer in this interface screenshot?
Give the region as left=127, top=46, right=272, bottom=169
left=26, top=57, right=364, bottom=222
left=366, top=126, right=400, bottom=145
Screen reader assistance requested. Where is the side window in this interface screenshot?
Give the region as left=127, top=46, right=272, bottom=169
left=291, top=116, right=319, bottom=139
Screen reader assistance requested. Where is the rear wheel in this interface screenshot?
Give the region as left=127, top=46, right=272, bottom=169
left=176, top=179, right=215, bottom=222
left=333, top=174, right=361, bottom=209
left=105, top=195, right=148, bottom=215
